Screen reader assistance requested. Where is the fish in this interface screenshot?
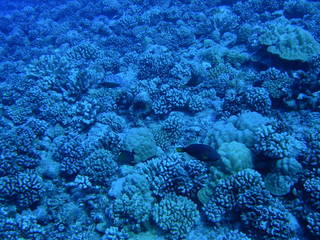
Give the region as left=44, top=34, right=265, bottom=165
left=97, top=74, right=128, bottom=89
left=185, top=70, right=202, bottom=87
left=176, top=144, right=220, bottom=162
left=117, top=150, right=135, bottom=165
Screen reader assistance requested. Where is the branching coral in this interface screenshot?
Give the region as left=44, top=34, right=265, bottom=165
left=215, top=230, right=252, bottom=240
left=243, top=87, right=272, bottom=114
left=152, top=113, right=185, bottom=150
left=109, top=173, right=154, bottom=232
left=139, top=153, right=207, bottom=199
left=66, top=42, right=102, bottom=62
left=26, top=55, right=72, bottom=83
left=254, top=125, right=305, bottom=159
left=260, top=67, right=293, bottom=100
left=83, top=149, right=118, bottom=186
left=202, top=169, right=295, bottom=239
left=303, top=177, right=320, bottom=211
left=241, top=205, right=294, bottom=240
left=0, top=214, right=45, bottom=240
left=137, top=49, right=175, bottom=80
left=203, top=169, right=265, bottom=223
left=151, top=85, right=188, bottom=115
left=152, top=194, right=200, bottom=240
left=54, top=137, right=87, bottom=177
left=306, top=212, right=320, bottom=238
left=0, top=172, right=43, bottom=209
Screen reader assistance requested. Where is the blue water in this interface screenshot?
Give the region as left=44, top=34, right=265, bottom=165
left=0, top=0, right=320, bottom=239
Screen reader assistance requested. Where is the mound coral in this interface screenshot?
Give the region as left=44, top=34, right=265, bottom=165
left=217, top=141, right=253, bottom=173
left=259, top=17, right=320, bottom=62
left=123, top=127, right=157, bottom=163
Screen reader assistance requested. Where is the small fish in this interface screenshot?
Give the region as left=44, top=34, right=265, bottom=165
left=185, top=70, right=202, bottom=87
left=99, top=81, right=121, bottom=88
left=98, top=74, right=128, bottom=89
left=117, top=150, right=135, bottom=165
left=176, top=144, right=220, bottom=162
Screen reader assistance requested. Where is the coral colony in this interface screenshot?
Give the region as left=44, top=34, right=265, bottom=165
left=0, top=0, right=320, bottom=239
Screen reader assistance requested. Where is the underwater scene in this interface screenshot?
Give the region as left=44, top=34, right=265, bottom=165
left=1, top=0, right=320, bottom=239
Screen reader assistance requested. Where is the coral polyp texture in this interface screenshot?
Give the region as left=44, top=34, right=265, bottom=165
left=152, top=194, right=200, bottom=240
left=259, top=17, right=320, bottom=62
left=0, top=0, right=319, bottom=239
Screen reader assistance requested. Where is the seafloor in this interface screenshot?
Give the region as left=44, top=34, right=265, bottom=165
left=0, top=0, right=320, bottom=239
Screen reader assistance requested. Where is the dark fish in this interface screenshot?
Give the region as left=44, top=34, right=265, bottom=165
left=117, top=150, right=135, bottom=165
left=185, top=70, right=202, bottom=87
left=176, top=144, right=220, bottom=162
left=98, top=74, right=127, bottom=88
left=99, top=81, right=121, bottom=88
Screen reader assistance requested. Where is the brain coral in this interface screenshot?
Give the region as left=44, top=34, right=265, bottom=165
left=259, top=17, right=320, bottom=61
left=123, top=127, right=158, bottom=163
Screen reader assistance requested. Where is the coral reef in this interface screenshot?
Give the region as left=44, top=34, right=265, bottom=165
left=0, top=0, right=319, bottom=239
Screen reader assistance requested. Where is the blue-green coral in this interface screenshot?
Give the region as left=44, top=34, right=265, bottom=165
left=152, top=194, right=200, bottom=240
left=259, top=17, right=320, bottom=61
left=109, top=173, right=154, bottom=232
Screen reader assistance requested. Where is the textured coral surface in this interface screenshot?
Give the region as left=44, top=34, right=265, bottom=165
left=0, top=0, right=320, bottom=240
